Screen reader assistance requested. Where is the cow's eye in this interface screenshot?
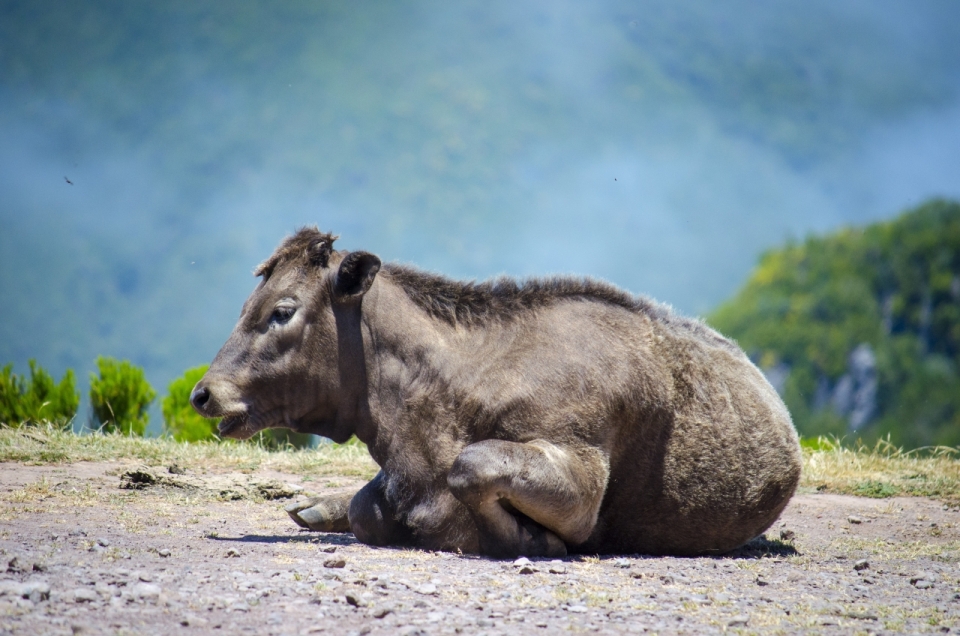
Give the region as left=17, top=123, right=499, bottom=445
left=270, top=305, right=296, bottom=325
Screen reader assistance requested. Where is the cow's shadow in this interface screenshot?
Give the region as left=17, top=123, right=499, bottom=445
left=206, top=531, right=359, bottom=546
left=206, top=531, right=797, bottom=560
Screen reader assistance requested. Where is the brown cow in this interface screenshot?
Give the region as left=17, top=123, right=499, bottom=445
left=191, top=227, right=801, bottom=557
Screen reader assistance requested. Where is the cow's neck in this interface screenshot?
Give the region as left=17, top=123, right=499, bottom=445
left=331, top=294, right=376, bottom=445
left=340, top=278, right=456, bottom=461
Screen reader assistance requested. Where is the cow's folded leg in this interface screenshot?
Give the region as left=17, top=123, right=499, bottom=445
left=285, top=492, right=354, bottom=532
left=348, top=470, right=415, bottom=547
left=447, top=439, right=608, bottom=559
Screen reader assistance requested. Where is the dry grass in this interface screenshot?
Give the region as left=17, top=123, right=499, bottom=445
left=0, top=423, right=378, bottom=479
left=800, top=436, right=960, bottom=502
left=3, top=426, right=960, bottom=502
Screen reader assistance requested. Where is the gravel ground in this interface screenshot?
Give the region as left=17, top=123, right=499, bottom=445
left=1, top=461, right=958, bottom=635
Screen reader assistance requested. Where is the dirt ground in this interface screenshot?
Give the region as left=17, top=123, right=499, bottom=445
left=1, top=461, right=958, bottom=635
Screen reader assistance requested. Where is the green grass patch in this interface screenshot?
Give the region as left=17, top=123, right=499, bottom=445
left=0, top=423, right=378, bottom=479
left=801, top=436, right=960, bottom=501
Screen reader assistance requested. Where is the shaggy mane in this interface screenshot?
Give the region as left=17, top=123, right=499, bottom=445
left=254, top=227, right=338, bottom=279
left=383, top=264, right=737, bottom=350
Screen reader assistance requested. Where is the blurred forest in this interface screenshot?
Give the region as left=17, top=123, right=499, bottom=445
left=1, top=1, right=959, bottom=438
left=712, top=199, right=960, bottom=448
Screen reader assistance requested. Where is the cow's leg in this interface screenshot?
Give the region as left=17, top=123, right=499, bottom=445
left=348, top=470, right=415, bottom=547
left=447, top=439, right=609, bottom=559
left=285, top=492, right=353, bottom=532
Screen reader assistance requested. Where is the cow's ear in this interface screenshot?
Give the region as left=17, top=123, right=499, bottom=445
left=334, top=251, right=381, bottom=299
left=308, top=238, right=333, bottom=268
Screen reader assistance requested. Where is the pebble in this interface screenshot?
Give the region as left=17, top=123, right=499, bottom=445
left=854, top=559, right=870, bottom=571
left=911, top=571, right=938, bottom=589
left=548, top=564, right=567, bottom=574
left=728, top=615, right=749, bottom=627
left=96, top=538, right=110, bottom=547
left=612, top=558, right=631, bottom=568
left=847, top=516, right=863, bottom=525
left=322, top=546, right=337, bottom=553
left=513, top=557, right=532, bottom=567
left=755, top=575, right=769, bottom=586
left=371, top=605, right=392, bottom=619
left=779, top=529, right=796, bottom=541
left=131, top=582, right=162, bottom=601
left=414, top=583, right=437, bottom=595
left=73, top=588, right=98, bottom=603
left=225, top=548, right=241, bottom=558
left=323, top=558, right=346, bottom=569
left=158, top=549, right=171, bottom=558
left=567, top=604, right=588, bottom=613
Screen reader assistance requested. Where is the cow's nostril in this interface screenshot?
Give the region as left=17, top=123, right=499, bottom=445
left=190, top=385, right=211, bottom=412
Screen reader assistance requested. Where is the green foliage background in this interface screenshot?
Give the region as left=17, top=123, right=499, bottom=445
left=0, top=360, right=78, bottom=427
left=710, top=199, right=960, bottom=448
left=162, top=365, right=218, bottom=442
left=89, top=356, right=157, bottom=435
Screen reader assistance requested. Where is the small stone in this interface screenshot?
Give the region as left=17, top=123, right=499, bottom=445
left=6, top=557, right=24, bottom=573
left=548, top=564, right=567, bottom=574
left=728, top=615, right=750, bottom=627
left=96, top=538, right=110, bottom=547
left=414, top=583, right=437, bottom=595
left=513, top=557, right=532, bottom=567
left=168, top=464, right=186, bottom=475
left=847, top=516, right=863, bottom=525
left=73, top=588, right=98, bottom=603
left=779, top=529, right=796, bottom=541
left=755, top=575, right=769, bottom=586
left=659, top=574, right=675, bottom=585
left=371, top=605, right=392, bottom=619
left=138, top=572, right=154, bottom=582
left=32, top=562, right=47, bottom=572
left=612, top=558, right=631, bottom=568
left=180, top=614, right=209, bottom=627
left=518, top=565, right=536, bottom=574
left=19, top=580, right=50, bottom=602
left=345, top=593, right=360, bottom=607
left=911, top=571, right=938, bottom=589
left=225, top=548, right=241, bottom=558
left=131, top=582, right=162, bottom=601
left=323, top=558, right=346, bottom=569
left=157, top=549, right=171, bottom=558
left=567, top=604, right=588, bottom=613
left=853, top=559, right=870, bottom=571
left=321, top=546, right=337, bottom=553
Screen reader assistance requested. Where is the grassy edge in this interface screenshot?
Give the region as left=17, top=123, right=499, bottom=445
left=800, top=436, right=960, bottom=502
left=0, top=423, right=379, bottom=479
left=3, top=426, right=960, bottom=501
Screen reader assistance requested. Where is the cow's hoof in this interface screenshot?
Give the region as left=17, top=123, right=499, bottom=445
left=285, top=496, right=351, bottom=532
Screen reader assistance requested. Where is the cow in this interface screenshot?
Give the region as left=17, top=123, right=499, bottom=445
left=191, top=227, right=802, bottom=557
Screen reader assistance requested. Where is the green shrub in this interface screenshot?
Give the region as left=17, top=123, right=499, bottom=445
left=0, top=360, right=79, bottom=428
left=163, top=365, right=219, bottom=442
left=710, top=199, right=960, bottom=448
left=89, top=357, right=156, bottom=435
left=161, top=364, right=314, bottom=447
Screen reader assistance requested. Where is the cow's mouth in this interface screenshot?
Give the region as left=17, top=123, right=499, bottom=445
left=217, top=415, right=250, bottom=439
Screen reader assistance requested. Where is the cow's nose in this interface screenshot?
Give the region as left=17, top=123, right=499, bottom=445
left=190, top=385, right=211, bottom=414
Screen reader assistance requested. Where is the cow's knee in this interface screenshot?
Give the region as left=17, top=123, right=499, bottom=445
left=447, top=442, right=504, bottom=506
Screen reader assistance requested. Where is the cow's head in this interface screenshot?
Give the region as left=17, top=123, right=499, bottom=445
left=190, top=227, right=380, bottom=442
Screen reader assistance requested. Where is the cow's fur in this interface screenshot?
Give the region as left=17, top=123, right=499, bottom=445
left=193, top=227, right=802, bottom=557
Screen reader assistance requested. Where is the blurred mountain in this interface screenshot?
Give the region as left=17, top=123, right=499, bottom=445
left=710, top=199, right=960, bottom=448
left=1, top=0, right=959, bottom=429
